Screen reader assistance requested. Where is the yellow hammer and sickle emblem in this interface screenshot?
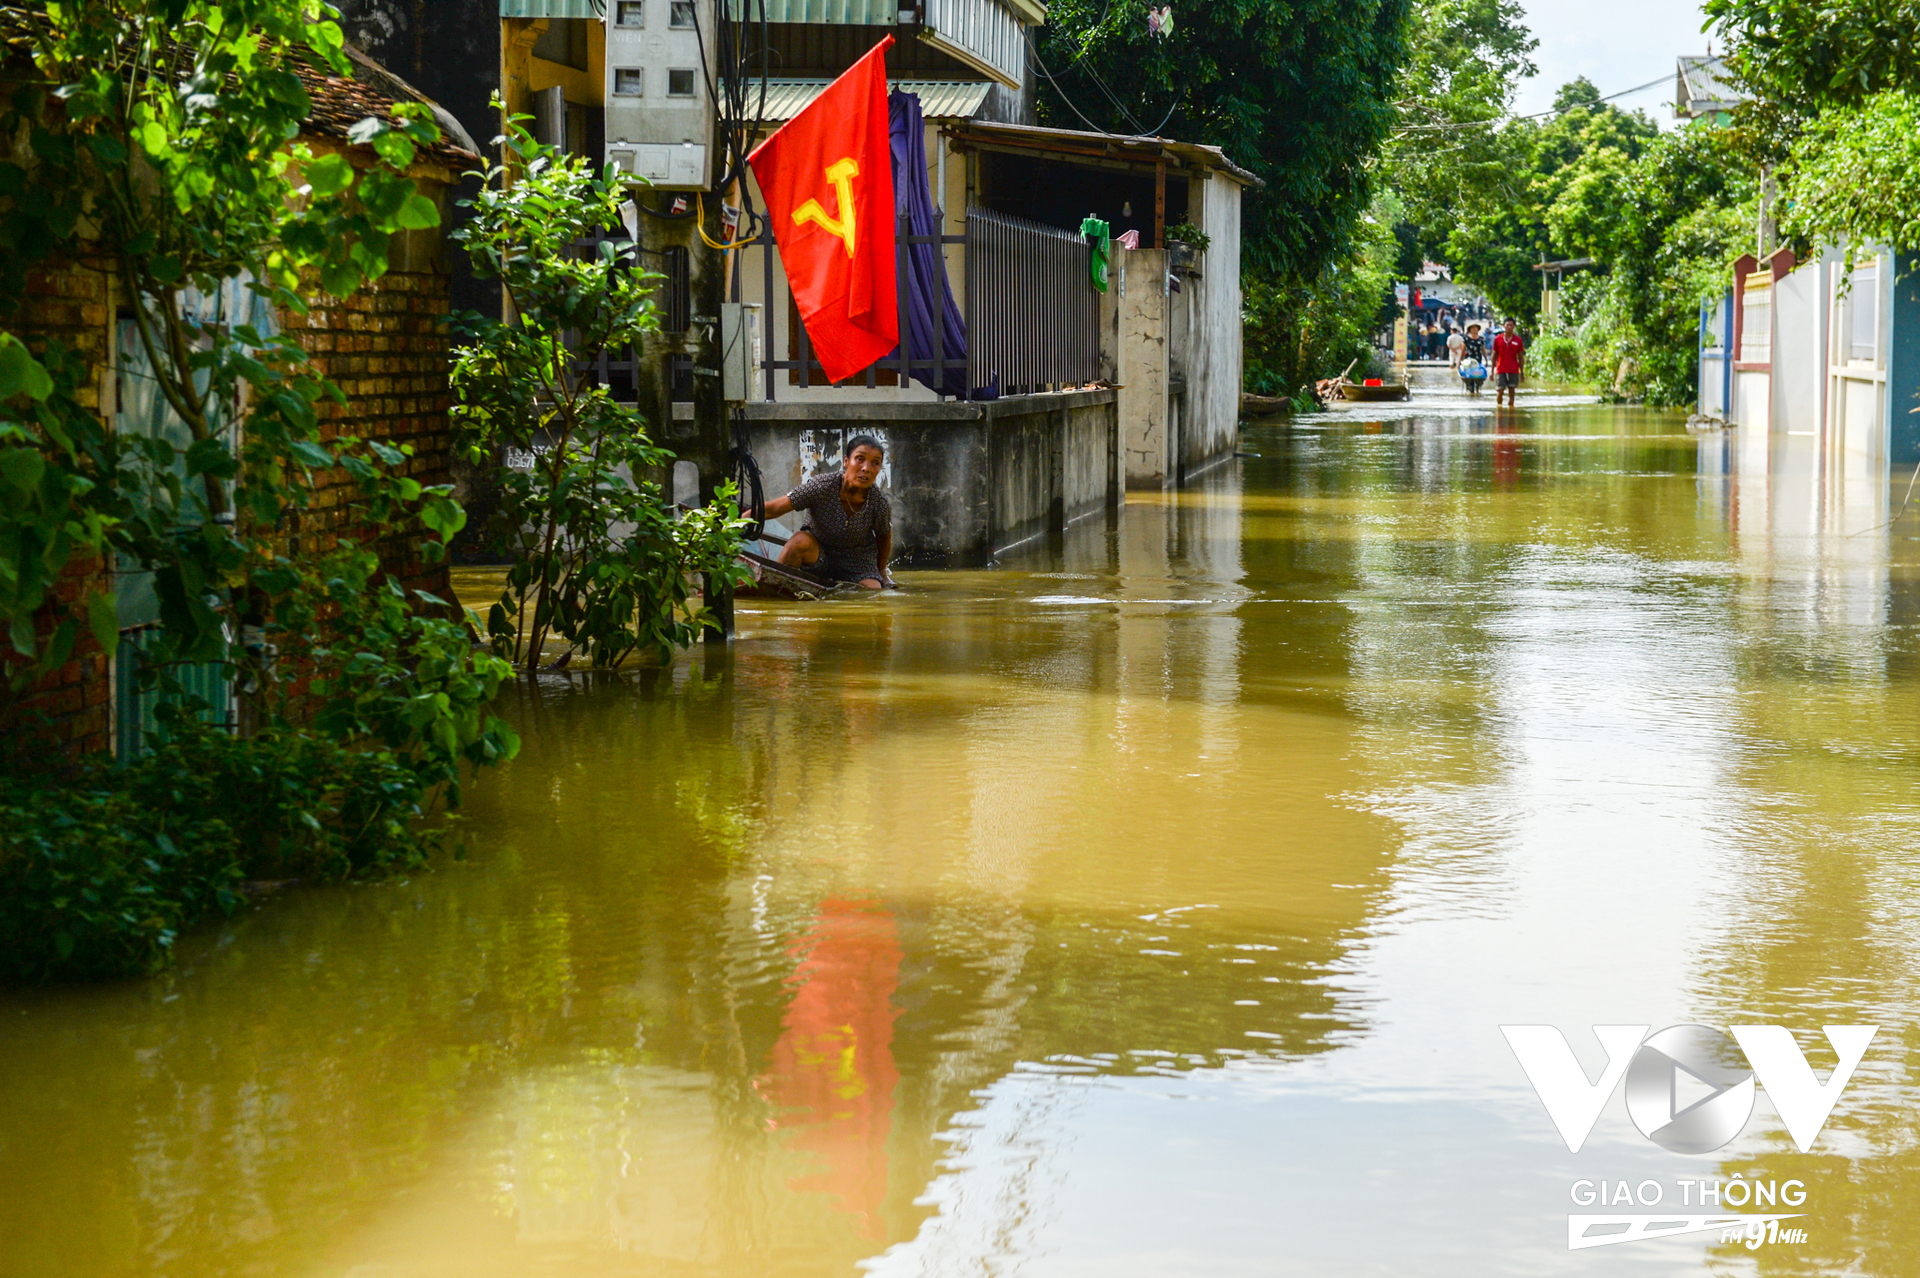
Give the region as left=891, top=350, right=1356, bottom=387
left=791, top=157, right=860, bottom=258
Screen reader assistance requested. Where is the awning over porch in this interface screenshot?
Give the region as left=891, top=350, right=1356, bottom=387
left=726, top=77, right=993, bottom=123
left=942, top=120, right=1263, bottom=188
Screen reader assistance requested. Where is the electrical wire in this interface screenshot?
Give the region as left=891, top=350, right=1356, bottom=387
left=731, top=418, right=765, bottom=541
left=1028, top=31, right=1175, bottom=140
left=1395, top=70, right=1682, bottom=139
left=694, top=192, right=752, bottom=251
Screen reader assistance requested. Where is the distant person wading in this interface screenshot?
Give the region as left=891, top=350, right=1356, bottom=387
left=756, top=436, right=897, bottom=590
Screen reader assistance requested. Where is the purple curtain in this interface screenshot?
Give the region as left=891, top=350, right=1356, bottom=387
left=888, top=91, right=969, bottom=398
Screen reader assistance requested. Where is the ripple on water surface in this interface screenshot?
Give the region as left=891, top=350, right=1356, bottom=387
left=4, top=397, right=1920, bottom=1277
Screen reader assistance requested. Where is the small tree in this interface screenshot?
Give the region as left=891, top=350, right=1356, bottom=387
left=452, top=112, right=744, bottom=671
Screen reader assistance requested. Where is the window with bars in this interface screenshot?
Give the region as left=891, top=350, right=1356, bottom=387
left=616, top=0, right=645, bottom=24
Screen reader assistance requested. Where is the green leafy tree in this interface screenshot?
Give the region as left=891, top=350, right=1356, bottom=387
left=1445, top=82, right=1660, bottom=321
left=1776, top=90, right=1920, bottom=254
left=1707, top=0, right=1920, bottom=256
left=1033, top=0, right=1412, bottom=282
left=1385, top=0, right=1537, bottom=249
left=1705, top=0, right=1920, bottom=114
left=452, top=113, right=745, bottom=671
left=1244, top=191, right=1402, bottom=395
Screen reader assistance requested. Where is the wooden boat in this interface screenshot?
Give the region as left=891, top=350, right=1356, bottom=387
left=1338, top=381, right=1411, bottom=403
left=736, top=549, right=843, bottom=600
left=1240, top=392, right=1292, bottom=418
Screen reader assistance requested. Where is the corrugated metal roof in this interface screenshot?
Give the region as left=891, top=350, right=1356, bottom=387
left=726, top=78, right=993, bottom=121
left=724, top=0, right=897, bottom=22
left=500, top=0, right=604, bottom=17
left=1675, top=55, right=1744, bottom=117
left=943, top=120, right=1265, bottom=188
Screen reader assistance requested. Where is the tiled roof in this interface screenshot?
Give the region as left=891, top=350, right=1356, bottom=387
left=300, top=45, right=481, bottom=168
left=0, top=6, right=478, bottom=169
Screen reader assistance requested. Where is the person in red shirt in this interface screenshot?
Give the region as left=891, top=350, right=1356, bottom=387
left=1492, top=318, right=1525, bottom=407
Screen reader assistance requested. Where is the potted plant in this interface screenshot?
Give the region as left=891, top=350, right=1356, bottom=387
left=1165, top=221, right=1211, bottom=273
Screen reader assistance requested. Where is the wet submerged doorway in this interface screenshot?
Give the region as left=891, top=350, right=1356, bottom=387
left=4, top=386, right=1920, bottom=1277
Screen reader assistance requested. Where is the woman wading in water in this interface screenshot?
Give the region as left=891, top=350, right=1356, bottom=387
left=756, top=435, right=897, bottom=590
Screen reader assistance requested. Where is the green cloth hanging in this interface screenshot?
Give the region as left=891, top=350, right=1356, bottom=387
left=1081, top=215, right=1111, bottom=293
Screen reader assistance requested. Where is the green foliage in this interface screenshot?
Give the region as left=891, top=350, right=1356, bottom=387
left=1708, top=1, right=1920, bottom=256
left=1488, top=123, right=1756, bottom=404
left=1164, top=221, right=1210, bottom=252
left=1033, top=0, right=1412, bottom=282
left=0, top=718, right=454, bottom=981
left=1775, top=90, right=1920, bottom=254
left=1599, top=128, right=1756, bottom=402
left=0, top=1, right=522, bottom=978
left=1445, top=86, right=1661, bottom=322
left=1705, top=0, right=1920, bottom=114
left=0, top=0, right=470, bottom=687
left=1245, top=192, right=1401, bottom=392
left=452, top=111, right=745, bottom=670
left=1386, top=0, right=1537, bottom=244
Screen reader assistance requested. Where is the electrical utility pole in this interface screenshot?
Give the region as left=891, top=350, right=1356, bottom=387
left=605, top=0, right=760, bottom=644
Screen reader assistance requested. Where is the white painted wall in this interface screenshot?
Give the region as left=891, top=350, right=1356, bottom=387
left=1181, top=173, right=1243, bottom=470
left=1769, top=258, right=1825, bottom=434
left=1732, top=369, right=1770, bottom=435
left=1827, top=247, right=1891, bottom=464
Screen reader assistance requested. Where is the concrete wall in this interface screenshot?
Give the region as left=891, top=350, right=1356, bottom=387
left=1770, top=256, right=1826, bottom=433
left=1181, top=174, right=1243, bottom=474
left=1699, top=290, right=1731, bottom=420
left=1829, top=247, right=1892, bottom=465
left=1733, top=369, right=1770, bottom=435
left=740, top=390, right=1118, bottom=566
left=1113, top=248, right=1170, bottom=489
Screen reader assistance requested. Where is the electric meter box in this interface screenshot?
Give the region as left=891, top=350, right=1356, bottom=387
left=603, top=0, right=717, bottom=190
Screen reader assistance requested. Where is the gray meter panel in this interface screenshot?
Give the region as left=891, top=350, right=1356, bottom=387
left=604, top=0, right=716, bottom=189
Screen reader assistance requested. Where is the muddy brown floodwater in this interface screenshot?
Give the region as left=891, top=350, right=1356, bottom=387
left=5, top=382, right=1920, bottom=1277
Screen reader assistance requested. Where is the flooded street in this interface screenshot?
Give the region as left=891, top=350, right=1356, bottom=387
left=6, top=382, right=1920, bottom=1277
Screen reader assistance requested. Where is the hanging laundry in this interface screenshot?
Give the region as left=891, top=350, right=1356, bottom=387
left=1081, top=215, right=1111, bottom=292
left=1147, top=6, right=1173, bottom=38
left=1116, top=228, right=1141, bottom=251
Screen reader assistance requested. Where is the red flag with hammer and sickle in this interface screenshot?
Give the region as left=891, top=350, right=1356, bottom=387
left=748, top=36, right=897, bottom=384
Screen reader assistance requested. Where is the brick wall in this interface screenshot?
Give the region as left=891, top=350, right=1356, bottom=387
left=5, top=262, right=460, bottom=758
left=278, top=269, right=457, bottom=596
left=2, top=258, right=117, bottom=756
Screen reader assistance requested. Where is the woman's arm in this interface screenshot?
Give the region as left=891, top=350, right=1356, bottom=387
left=876, top=526, right=894, bottom=586
left=759, top=492, right=795, bottom=520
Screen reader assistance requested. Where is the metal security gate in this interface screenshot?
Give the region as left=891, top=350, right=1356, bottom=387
left=964, top=207, right=1099, bottom=396
left=113, top=625, right=237, bottom=761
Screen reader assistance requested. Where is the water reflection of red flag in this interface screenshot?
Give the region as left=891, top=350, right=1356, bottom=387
left=761, top=898, right=902, bottom=1237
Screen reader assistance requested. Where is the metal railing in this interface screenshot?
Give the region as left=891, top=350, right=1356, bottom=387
left=964, top=207, right=1098, bottom=396
left=749, top=215, right=967, bottom=398
left=568, top=207, right=1101, bottom=403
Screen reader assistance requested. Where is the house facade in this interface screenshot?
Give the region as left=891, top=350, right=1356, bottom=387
left=481, top=0, right=1252, bottom=564
left=2, top=35, right=478, bottom=755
